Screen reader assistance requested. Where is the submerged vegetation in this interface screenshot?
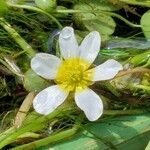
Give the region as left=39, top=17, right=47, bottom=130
left=0, top=0, right=150, bottom=149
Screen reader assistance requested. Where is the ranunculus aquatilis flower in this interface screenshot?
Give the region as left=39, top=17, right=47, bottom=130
left=31, top=27, right=123, bottom=121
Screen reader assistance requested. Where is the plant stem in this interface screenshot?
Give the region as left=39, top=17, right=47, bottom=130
left=100, top=82, right=121, bottom=97
left=120, top=0, right=150, bottom=7
left=144, top=59, right=150, bottom=67
left=130, top=50, right=150, bottom=66
left=56, top=9, right=85, bottom=13
left=0, top=120, right=43, bottom=149
left=0, top=18, right=36, bottom=57
left=7, top=2, right=63, bottom=29
left=0, top=58, right=23, bottom=77
left=131, top=84, right=150, bottom=92
left=102, top=11, right=141, bottom=28
left=0, top=109, right=61, bottom=149
left=7, top=2, right=141, bottom=28
left=11, top=126, right=79, bottom=150
left=0, top=105, right=75, bottom=149
left=9, top=109, right=149, bottom=149
left=0, top=127, right=15, bottom=141
left=14, top=92, right=36, bottom=128
left=104, top=109, right=149, bottom=115
left=56, top=9, right=141, bottom=28
left=18, top=132, right=41, bottom=139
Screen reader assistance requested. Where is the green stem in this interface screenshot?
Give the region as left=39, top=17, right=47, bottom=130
left=100, top=82, right=121, bottom=97
left=0, top=18, right=36, bottom=57
left=0, top=105, right=75, bottom=149
left=0, top=121, right=44, bottom=149
left=56, top=9, right=85, bottom=13
left=131, top=84, right=150, bottom=92
left=0, top=127, right=15, bottom=141
left=7, top=1, right=141, bottom=28
left=0, top=108, right=62, bottom=149
left=11, top=126, right=79, bottom=150
left=0, top=58, right=23, bottom=77
left=18, top=132, right=41, bottom=139
left=0, top=46, right=12, bottom=53
left=120, top=0, right=150, bottom=7
left=13, top=49, right=30, bottom=58
left=10, top=109, right=149, bottom=150
left=7, top=2, right=62, bottom=29
left=144, top=58, right=150, bottom=67
left=102, top=11, right=141, bottom=28
left=130, top=50, right=150, bottom=66
left=56, top=9, right=141, bottom=28
left=104, top=109, right=149, bottom=115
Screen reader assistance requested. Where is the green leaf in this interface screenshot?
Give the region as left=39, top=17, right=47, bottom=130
left=73, top=1, right=116, bottom=37
left=76, top=0, right=121, bottom=11
left=0, top=0, right=8, bottom=16
left=35, top=0, right=57, bottom=12
left=141, top=10, right=150, bottom=40
left=41, top=114, right=150, bottom=150
left=120, top=0, right=150, bottom=7
left=145, top=141, right=150, bottom=150
left=24, top=69, right=51, bottom=92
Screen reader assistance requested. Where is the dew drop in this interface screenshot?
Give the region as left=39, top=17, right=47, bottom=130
left=61, top=28, right=72, bottom=39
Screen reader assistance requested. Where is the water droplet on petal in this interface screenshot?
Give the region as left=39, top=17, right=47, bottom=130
left=61, top=28, right=72, bottom=39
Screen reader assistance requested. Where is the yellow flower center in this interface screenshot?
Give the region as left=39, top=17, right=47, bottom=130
left=55, top=58, right=94, bottom=92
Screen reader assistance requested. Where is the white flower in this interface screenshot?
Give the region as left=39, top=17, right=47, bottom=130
left=31, top=27, right=123, bottom=121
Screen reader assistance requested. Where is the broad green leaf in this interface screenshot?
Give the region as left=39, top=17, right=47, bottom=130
left=73, top=3, right=116, bottom=37
left=141, top=10, right=150, bottom=40
left=40, top=114, right=150, bottom=150
left=76, top=0, right=121, bottom=11
left=24, top=69, right=51, bottom=92
left=35, top=0, right=56, bottom=12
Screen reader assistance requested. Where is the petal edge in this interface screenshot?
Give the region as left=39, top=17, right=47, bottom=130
left=33, top=85, right=68, bottom=115
left=90, top=59, right=123, bottom=81
left=59, top=27, right=79, bottom=58
left=31, top=53, right=61, bottom=79
left=75, top=88, right=103, bottom=121
left=79, top=31, right=101, bottom=65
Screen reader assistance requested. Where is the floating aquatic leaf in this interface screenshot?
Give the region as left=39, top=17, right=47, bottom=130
left=73, top=1, right=116, bottom=38
left=24, top=69, right=51, bottom=92
left=40, top=114, right=150, bottom=150
left=76, top=0, right=121, bottom=11
left=35, top=0, right=57, bottom=12
left=141, top=10, right=150, bottom=40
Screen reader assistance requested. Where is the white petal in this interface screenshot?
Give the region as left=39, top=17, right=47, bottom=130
left=33, top=85, right=68, bottom=115
left=79, top=31, right=101, bottom=65
left=31, top=53, right=61, bottom=79
left=90, top=59, right=123, bottom=81
left=59, top=27, right=79, bottom=58
left=75, top=88, right=103, bottom=121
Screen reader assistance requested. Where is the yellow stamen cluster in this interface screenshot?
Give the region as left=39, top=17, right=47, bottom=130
left=55, top=58, right=94, bottom=92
